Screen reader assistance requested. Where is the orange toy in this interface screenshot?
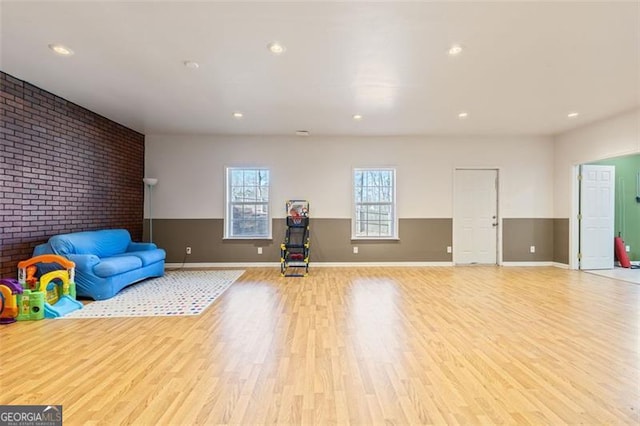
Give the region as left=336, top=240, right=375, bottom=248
left=26, top=265, right=38, bottom=289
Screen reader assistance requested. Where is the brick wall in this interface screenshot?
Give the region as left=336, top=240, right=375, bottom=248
left=0, top=72, right=145, bottom=277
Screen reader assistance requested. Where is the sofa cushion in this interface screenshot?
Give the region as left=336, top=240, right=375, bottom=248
left=116, top=250, right=165, bottom=266
left=50, top=229, right=132, bottom=258
left=93, top=256, right=142, bottom=278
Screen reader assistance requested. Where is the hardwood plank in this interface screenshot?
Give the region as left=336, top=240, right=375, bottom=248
left=0, top=267, right=638, bottom=424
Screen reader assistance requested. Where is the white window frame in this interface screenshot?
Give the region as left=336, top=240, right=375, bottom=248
left=224, top=167, right=272, bottom=239
left=352, top=167, right=398, bottom=240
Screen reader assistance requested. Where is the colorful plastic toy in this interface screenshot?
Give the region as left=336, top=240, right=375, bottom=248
left=17, top=255, right=82, bottom=319
left=281, top=200, right=310, bottom=277
left=16, top=286, right=45, bottom=321
left=0, top=278, right=23, bottom=324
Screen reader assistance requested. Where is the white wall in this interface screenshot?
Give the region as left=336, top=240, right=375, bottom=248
left=145, top=135, right=554, bottom=220
left=554, top=108, right=640, bottom=217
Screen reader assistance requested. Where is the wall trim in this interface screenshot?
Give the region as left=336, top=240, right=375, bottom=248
left=502, top=261, right=554, bottom=267
left=167, top=261, right=573, bottom=269
left=313, top=262, right=454, bottom=267
left=165, top=262, right=278, bottom=268
left=165, top=261, right=454, bottom=269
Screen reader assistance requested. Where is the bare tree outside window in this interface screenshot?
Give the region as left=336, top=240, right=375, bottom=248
left=353, top=168, right=396, bottom=238
left=227, top=168, right=270, bottom=238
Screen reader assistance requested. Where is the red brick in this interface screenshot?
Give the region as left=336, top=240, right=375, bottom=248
left=0, top=71, right=144, bottom=276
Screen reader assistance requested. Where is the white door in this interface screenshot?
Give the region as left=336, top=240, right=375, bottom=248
left=454, top=169, right=498, bottom=264
left=580, top=165, right=615, bottom=270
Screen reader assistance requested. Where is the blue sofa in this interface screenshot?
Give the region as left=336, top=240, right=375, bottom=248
left=34, top=229, right=166, bottom=300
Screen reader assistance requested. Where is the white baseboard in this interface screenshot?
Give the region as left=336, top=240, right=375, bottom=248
left=165, top=261, right=454, bottom=269
left=313, top=262, right=454, bottom=267
left=167, top=261, right=573, bottom=269
left=165, top=262, right=279, bottom=268
left=615, top=261, right=640, bottom=267
left=501, top=261, right=554, bottom=267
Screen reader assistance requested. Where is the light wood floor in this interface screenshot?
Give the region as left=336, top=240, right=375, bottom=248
left=1, top=267, right=638, bottom=425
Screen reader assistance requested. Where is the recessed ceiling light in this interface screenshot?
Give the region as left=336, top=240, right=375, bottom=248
left=352, top=114, right=363, bottom=121
left=267, top=42, right=286, bottom=55
left=183, top=60, right=200, bottom=69
left=458, top=111, right=469, bottom=119
left=448, top=44, right=463, bottom=56
left=295, top=130, right=310, bottom=136
left=567, top=112, right=579, bottom=118
left=48, top=43, right=74, bottom=56
left=232, top=112, right=244, bottom=119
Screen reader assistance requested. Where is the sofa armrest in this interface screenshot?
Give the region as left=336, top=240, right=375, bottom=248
left=67, top=254, right=100, bottom=271
left=127, top=242, right=158, bottom=252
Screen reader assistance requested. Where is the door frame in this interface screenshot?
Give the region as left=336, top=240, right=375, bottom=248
left=452, top=167, right=502, bottom=265
left=570, top=165, right=580, bottom=269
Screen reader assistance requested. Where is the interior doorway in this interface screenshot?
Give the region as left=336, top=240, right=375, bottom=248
left=453, top=168, right=499, bottom=265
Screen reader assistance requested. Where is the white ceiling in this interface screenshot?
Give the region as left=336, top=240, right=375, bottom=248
left=2, top=1, right=639, bottom=136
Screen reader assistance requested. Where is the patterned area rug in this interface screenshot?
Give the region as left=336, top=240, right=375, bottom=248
left=62, top=270, right=244, bottom=319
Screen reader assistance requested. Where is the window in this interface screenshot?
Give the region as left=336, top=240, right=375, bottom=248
left=353, top=168, right=397, bottom=239
left=226, top=168, right=271, bottom=239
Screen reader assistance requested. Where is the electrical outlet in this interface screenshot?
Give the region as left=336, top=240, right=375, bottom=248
left=353, top=247, right=358, bottom=254
left=257, top=247, right=263, bottom=255
left=447, top=246, right=452, bottom=253
left=530, top=246, right=536, bottom=253
left=626, top=245, right=631, bottom=252
left=186, top=246, right=191, bottom=255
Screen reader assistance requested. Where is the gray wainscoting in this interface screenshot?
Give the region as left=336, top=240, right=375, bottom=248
left=553, top=218, right=569, bottom=264
left=145, top=218, right=452, bottom=263
left=145, top=217, right=570, bottom=264
left=502, top=218, right=569, bottom=263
